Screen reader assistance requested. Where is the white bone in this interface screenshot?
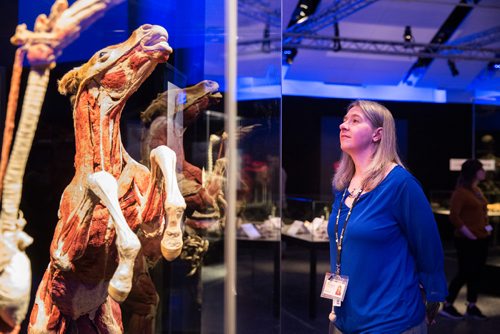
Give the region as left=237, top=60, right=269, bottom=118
left=87, top=171, right=141, bottom=302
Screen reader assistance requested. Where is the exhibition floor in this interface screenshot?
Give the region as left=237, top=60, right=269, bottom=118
left=201, top=240, right=500, bottom=334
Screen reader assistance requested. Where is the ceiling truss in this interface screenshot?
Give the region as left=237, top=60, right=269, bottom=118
left=285, top=0, right=379, bottom=35
left=284, top=33, right=500, bottom=62
left=238, top=0, right=280, bottom=27
left=238, top=34, right=500, bottom=63
left=238, top=0, right=500, bottom=63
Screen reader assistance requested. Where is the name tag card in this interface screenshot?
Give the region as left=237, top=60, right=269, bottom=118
left=321, top=272, right=349, bottom=307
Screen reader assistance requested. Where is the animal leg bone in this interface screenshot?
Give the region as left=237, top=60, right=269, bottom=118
left=149, top=146, right=186, bottom=261
left=87, top=171, right=141, bottom=303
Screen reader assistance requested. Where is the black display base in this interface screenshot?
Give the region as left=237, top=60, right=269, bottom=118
left=155, top=259, right=203, bottom=334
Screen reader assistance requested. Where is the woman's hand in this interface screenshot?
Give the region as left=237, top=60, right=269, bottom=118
left=459, top=225, right=477, bottom=240
left=425, top=301, right=441, bottom=325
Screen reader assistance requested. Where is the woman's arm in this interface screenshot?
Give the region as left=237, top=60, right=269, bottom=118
left=395, top=176, right=448, bottom=303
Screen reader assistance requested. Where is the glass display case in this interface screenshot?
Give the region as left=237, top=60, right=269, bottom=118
left=475, top=100, right=500, bottom=203
left=430, top=100, right=500, bottom=244
left=0, top=0, right=282, bottom=333
left=474, top=99, right=500, bottom=247
left=282, top=196, right=331, bottom=242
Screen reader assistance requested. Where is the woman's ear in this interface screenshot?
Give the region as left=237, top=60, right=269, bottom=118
left=373, top=127, right=383, bottom=143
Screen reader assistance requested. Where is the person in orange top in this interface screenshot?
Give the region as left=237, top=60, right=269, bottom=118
left=440, top=159, right=493, bottom=320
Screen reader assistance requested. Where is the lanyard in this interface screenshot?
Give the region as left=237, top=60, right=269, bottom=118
left=334, top=188, right=363, bottom=275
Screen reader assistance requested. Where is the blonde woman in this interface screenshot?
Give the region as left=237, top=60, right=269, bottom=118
left=328, top=100, right=447, bottom=333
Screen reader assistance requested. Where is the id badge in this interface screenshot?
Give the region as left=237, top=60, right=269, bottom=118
left=320, top=272, right=349, bottom=302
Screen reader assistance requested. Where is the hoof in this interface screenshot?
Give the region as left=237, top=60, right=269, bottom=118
left=161, top=237, right=183, bottom=261
left=108, top=283, right=129, bottom=303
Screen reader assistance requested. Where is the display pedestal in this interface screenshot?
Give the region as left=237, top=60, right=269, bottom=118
left=282, top=233, right=329, bottom=319
left=154, top=260, right=202, bottom=334
left=237, top=237, right=281, bottom=318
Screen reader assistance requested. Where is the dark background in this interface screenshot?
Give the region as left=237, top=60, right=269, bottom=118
left=282, top=96, right=474, bottom=202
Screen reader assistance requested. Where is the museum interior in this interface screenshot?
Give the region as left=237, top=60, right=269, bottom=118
left=0, top=0, right=499, bottom=333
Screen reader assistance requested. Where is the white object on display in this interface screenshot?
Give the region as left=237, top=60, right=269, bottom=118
left=241, top=223, right=262, bottom=239
left=287, top=220, right=307, bottom=236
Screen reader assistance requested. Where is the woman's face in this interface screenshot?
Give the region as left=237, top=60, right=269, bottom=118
left=475, top=167, right=486, bottom=182
left=339, top=106, right=379, bottom=155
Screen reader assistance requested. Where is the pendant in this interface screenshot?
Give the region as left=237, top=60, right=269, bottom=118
left=329, top=311, right=336, bottom=322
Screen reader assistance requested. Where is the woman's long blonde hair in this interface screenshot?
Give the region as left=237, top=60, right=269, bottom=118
left=332, top=100, right=404, bottom=191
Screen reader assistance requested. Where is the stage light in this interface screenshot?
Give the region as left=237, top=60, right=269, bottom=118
left=448, top=59, right=459, bottom=77
left=488, top=62, right=500, bottom=71
left=287, top=0, right=321, bottom=27
left=403, top=26, right=414, bottom=43
left=283, top=48, right=298, bottom=65
left=487, top=54, right=500, bottom=72
left=284, top=1, right=321, bottom=65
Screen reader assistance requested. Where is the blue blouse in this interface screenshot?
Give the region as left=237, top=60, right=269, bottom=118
left=328, top=166, right=447, bottom=334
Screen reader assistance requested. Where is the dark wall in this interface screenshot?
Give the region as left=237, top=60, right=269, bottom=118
left=0, top=1, right=18, bottom=133
left=283, top=96, right=473, bottom=200
left=0, top=2, right=17, bottom=68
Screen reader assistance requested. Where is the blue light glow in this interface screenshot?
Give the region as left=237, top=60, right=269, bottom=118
left=19, top=0, right=128, bottom=63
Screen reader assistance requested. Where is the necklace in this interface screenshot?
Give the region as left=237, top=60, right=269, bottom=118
left=347, top=187, right=359, bottom=198
left=334, top=187, right=363, bottom=275
left=329, top=187, right=363, bottom=323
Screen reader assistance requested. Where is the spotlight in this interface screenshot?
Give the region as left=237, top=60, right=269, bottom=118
left=403, top=25, right=414, bottom=43
left=487, top=54, right=500, bottom=72
left=284, top=1, right=321, bottom=65
left=283, top=48, right=298, bottom=65
left=287, top=0, right=321, bottom=27
left=448, top=59, right=459, bottom=77
left=488, top=62, right=500, bottom=71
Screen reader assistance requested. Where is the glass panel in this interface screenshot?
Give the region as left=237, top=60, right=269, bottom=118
left=474, top=100, right=500, bottom=250
left=9, top=0, right=284, bottom=333
left=236, top=0, right=282, bottom=332
left=6, top=0, right=263, bottom=333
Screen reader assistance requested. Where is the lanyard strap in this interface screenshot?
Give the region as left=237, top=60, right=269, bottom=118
left=334, top=188, right=362, bottom=275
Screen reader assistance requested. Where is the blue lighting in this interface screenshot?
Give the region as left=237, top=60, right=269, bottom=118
left=18, top=0, right=208, bottom=85
left=19, top=0, right=128, bottom=63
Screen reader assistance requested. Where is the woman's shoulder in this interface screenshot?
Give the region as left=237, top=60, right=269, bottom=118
left=383, top=165, right=425, bottom=192
left=333, top=188, right=345, bottom=199
left=386, top=165, right=415, bottom=183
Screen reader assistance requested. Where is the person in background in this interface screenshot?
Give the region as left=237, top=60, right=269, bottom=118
left=328, top=100, right=447, bottom=333
left=440, top=159, right=492, bottom=320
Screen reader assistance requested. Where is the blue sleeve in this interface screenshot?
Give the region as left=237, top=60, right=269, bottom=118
left=394, top=176, right=448, bottom=302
